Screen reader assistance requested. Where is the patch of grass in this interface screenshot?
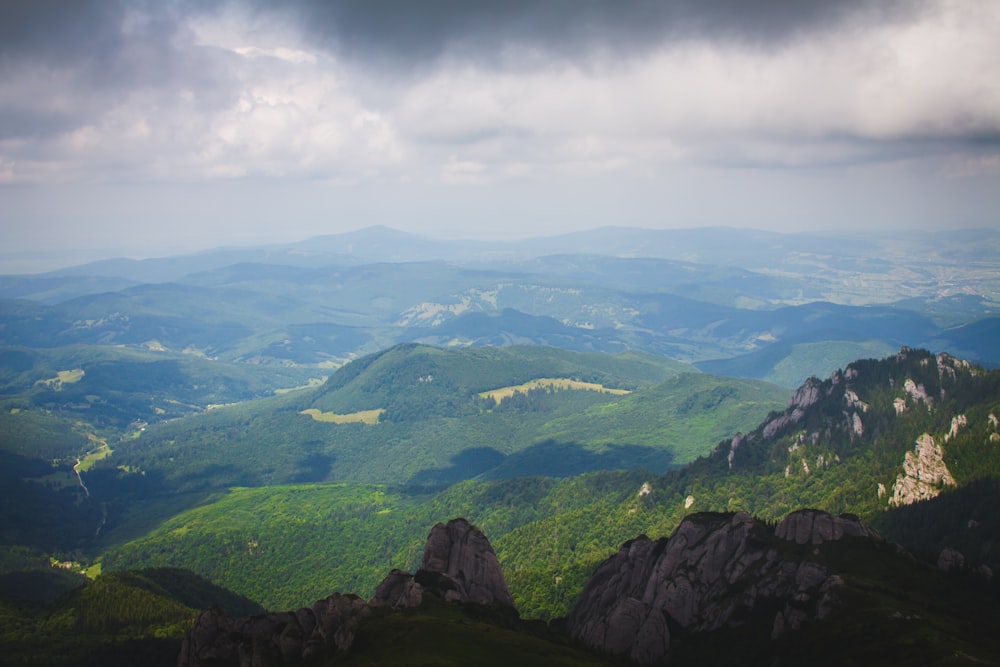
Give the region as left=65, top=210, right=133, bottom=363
left=57, top=369, right=85, bottom=383
left=34, top=368, right=86, bottom=389
left=479, top=378, right=631, bottom=403
left=76, top=441, right=112, bottom=472
left=299, top=408, right=385, bottom=424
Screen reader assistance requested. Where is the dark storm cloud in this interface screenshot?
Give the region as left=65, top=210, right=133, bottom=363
left=275, top=0, right=917, bottom=65
left=1, top=0, right=997, bottom=215
left=1, top=0, right=202, bottom=80
left=0, top=0, right=922, bottom=72
left=0, top=0, right=126, bottom=64
left=0, top=0, right=235, bottom=141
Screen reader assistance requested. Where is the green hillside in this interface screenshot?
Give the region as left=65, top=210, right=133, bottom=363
left=97, top=344, right=786, bottom=496
left=0, top=567, right=264, bottom=667
left=101, top=349, right=1000, bottom=623
left=0, top=343, right=318, bottom=427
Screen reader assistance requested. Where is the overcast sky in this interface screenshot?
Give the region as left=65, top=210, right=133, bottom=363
left=2, top=0, right=999, bottom=270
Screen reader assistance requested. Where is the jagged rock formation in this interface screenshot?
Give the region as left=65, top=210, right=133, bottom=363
left=178, top=518, right=512, bottom=667
left=177, top=594, right=370, bottom=667
left=706, top=348, right=996, bottom=523
left=373, top=518, right=515, bottom=609
left=889, top=433, right=956, bottom=507
left=760, top=377, right=823, bottom=441
left=566, top=510, right=872, bottom=665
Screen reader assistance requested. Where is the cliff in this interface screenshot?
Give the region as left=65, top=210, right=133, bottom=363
left=566, top=509, right=875, bottom=665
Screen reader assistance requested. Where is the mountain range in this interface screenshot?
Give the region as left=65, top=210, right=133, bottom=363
left=1, top=225, right=998, bottom=665
left=2, top=226, right=998, bottom=384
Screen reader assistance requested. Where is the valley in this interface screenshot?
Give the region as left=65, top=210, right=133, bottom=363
left=1, top=226, right=998, bottom=665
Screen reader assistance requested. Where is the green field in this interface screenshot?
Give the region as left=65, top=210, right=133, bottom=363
left=479, top=377, right=631, bottom=403
left=299, top=407, right=385, bottom=424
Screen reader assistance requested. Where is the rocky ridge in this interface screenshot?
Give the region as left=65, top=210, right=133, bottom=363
left=177, top=518, right=513, bottom=667
left=566, top=509, right=874, bottom=665
left=889, top=432, right=956, bottom=507
left=715, top=348, right=996, bottom=511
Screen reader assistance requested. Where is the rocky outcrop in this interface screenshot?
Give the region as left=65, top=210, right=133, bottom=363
left=178, top=518, right=513, bottom=667
left=945, top=414, right=967, bottom=442
left=566, top=510, right=861, bottom=665
left=775, top=509, right=875, bottom=545
left=371, top=569, right=423, bottom=608
left=423, top=518, right=515, bottom=607
left=373, top=518, right=515, bottom=609
left=760, top=377, right=822, bottom=440
left=889, top=433, right=956, bottom=507
left=903, top=378, right=932, bottom=406
left=938, top=547, right=994, bottom=583
left=177, top=593, right=371, bottom=667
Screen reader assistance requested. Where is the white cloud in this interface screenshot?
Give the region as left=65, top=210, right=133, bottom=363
left=382, top=0, right=1000, bottom=178
left=232, top=46, right=317, bottom=65
left=2, top=1, right=997, bottom=184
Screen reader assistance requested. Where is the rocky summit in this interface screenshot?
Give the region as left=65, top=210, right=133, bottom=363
left=178, top=518, right=513, bottom=667
left=566, top=509, right=873, bottom=665
left=373, top=517, right=516, bottom=609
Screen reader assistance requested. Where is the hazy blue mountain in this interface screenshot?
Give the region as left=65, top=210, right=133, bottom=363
left=2, top=225, right=997, bottom=382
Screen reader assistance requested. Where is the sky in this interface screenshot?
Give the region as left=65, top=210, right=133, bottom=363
left=1, top=0, right=999, bottom=271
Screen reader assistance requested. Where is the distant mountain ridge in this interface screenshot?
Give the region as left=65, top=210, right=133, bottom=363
left=3, top=226, right=997, bottom=393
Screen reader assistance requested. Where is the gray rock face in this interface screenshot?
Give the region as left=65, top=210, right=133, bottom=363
left=567, top=510, right=859, bottom=665
left=421, top=518, right=516, bottom=608
left=889, top=433, right=956, bottom=507
left=371, top=518, right=515, bottom=610
left=371, top=569, right=423, bottom=608
left=177, top=593, right=371, bottom=667
left=179, top=518, right=513, bottom=666
left=775, top=509, right=875, bottom=545
left=759, top=377, right=823, bottom=441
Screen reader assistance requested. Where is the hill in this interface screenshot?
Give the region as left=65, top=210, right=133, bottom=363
left=101, top=348, right=1000, bottom=622
left=0, top=343, right=317, bottom=426
left=0, top=567, right=263, bottom=667
left=4, top=227, right=998, bottom=384
left=99, top=345, right=785, bottom=490
left=95, top=344, right=785, bottom=496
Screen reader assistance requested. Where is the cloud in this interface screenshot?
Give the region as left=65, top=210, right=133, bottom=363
left=280, top=0, right=917, bottom=65
left=0, top=0, right=998, bottom=190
